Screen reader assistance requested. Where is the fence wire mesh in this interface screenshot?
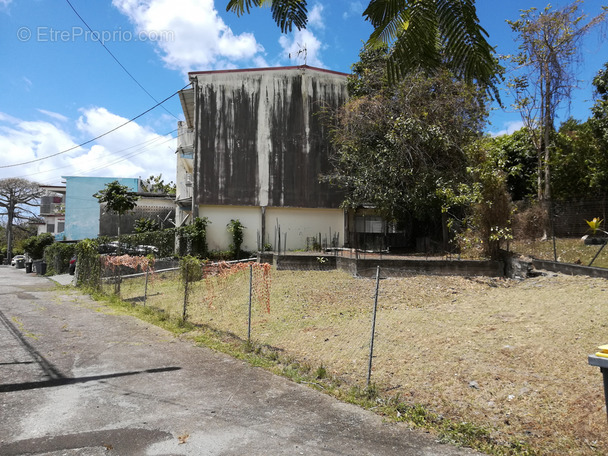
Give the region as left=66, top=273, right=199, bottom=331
left=100, top=257, right=608, bottom=454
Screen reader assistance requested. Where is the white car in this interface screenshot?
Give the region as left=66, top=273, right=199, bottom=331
left=11, top=255, right=26, bottom=266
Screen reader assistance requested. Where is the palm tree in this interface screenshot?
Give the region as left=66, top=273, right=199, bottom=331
left=226, top=0, right=500, bottom=99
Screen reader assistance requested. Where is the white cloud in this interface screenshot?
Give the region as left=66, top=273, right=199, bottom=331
left=489, top=120, right=525, bottom=137
left=343, top=1, right=364, bottom=20
left=279, top=29, right=324, bottom=67
left=308, top=4, right=325, bottom=30
left=37, top=109, right=69, bottom=123
left=112, top=0, right=264, bottom=74
left=0, top=108, right=176, bottom=185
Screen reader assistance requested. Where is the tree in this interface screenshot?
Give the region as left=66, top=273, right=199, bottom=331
left=439, top=137, right=514, bottom=259
left=226, top=0, right=500, bottom=99
left=22, top=233, right=55, bottom=260
left=134, top=217, right=160, bottom=233
left=0, top=178, right=41, bottom=261
left=552, top=118, right=603, bottom=200
left=325, top=44, right=487, bottom=232
left=141, top=174, right=176, bottom=195
left=507, top=1, right=606, bottom=201
left=588, top=62, right=608, bottom=197
left=490, top=128, right=538, bottom=202
left=93, top=181, right=139, bottom=253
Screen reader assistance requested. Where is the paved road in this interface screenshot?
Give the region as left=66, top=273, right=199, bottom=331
left=0, top=266, right=481, bottom=455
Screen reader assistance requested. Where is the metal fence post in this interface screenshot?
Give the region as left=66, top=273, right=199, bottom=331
left=367, top=266, right=381, bottom=388
left=248, top=263, right=253, bottom=343
left=143, top=269, right=149, bottom=306
left=182, top=270, right=189, bottom=321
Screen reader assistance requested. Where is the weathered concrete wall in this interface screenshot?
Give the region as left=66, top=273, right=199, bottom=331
left=191, top=66, right=348, bottom=209
left=258, top=253, right=505, bottom=278
left=531, top=258, right=608, bottom=279
left=265, top=207, right=344, bottom=251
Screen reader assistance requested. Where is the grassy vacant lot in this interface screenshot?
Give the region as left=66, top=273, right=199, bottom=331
left=115, top=266, right=608, bottom=455
left=511, top=237, right=608, bottom=269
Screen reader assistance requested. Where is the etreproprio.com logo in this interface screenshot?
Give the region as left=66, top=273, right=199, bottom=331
left=17, top=26, right=174, bottom=43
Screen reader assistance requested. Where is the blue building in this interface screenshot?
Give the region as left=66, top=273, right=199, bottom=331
left=63, top=176, right=140, bottom=241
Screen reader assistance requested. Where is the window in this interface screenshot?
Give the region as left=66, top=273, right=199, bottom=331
left=355, top=216, right=384, bottom=233
left=46, top=223, right=55, bottom=233
left=57, top=222, right=65, bottom=233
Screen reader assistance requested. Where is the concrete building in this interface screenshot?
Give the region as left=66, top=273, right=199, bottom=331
left=37, top=185, right=66, bottom=240
left=62, top=176, right=141, bottom=241
left=178, top=65, right=349, bottom=252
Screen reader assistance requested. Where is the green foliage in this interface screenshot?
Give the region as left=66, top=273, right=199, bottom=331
left=134, top=217, right=160, bottom=233
left=179, top=255, right=203, bottom=283
left=99, top=228, right=176, bottom=258
left=75, top=239, right=101, bottom=291
left=178, top=217, right=209, bottom=258
left=93, top=180, right=139, bottom=216
left=489, top=128, right=538, bottom=202
left=326, top=44, right=487, bottom=225
left=44, top=242, right=76, bottom=275
left=141, top=174, right=176, bottom=195
left=22, top=232, right=54, bottom=260
left=439, top=138, right=514, bottom=259
left=552, top=118, right=605, bottom=199
left=227, top=219, right=245, bottom=259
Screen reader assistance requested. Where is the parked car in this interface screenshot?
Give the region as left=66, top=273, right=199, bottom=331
left=68, top=255, right=77, bottom=275
left=11, top=255, right=25, bottom=266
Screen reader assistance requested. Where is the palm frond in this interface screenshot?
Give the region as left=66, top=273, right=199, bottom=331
left=226, top=0, right=308, bottom=33
left=365, top=0, right=500, bottom=100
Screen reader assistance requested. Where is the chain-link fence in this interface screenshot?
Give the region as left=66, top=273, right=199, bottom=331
left=511, top=198, right=608, bottom=268
left=94, top=254, right=608, bottom=454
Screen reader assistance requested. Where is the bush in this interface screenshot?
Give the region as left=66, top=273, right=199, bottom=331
left=22, top=233, right=55, bottom=260
left=512, top=202, right=549, bottom=241
left=75, top=239, right=101, bottom=291
left=177, top=217, right=209, bottom=258
left=227, top=219, right=245, bottom=259
left=44, top=242, right=76, bottom=275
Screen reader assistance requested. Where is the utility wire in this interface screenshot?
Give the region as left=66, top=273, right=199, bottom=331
left=0, top=83, right=191, bottom=169
left=19, top=129, right=179, bottom=181
left=65, top=0, right=179, bottom=120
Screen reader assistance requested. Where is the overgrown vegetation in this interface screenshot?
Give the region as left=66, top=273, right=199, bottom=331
left=177, top=217, right=209, bottom=257
left=22, top=232, right=54, bottom=260
left=44, top=242, right=76, bottom=275
left=227, top=219, right=245, bottom=259
left=75, top=239, right=101, bottom=291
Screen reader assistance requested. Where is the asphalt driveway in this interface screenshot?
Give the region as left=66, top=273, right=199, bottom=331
left=0, top=266, right=481, bottom=455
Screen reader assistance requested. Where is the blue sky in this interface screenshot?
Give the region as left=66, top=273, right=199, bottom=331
left=1, top=0, right=607, bottom=186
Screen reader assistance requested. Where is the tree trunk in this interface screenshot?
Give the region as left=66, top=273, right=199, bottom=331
left=6, top=194, right=15, bottom=260
left=543, top=72, right=552, bottom=201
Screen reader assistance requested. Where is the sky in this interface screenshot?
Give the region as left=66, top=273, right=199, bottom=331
left=1, top=0, right=607, bottom=187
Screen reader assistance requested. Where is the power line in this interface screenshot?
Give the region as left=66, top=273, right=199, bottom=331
left=64, top=0, right=179, bottom=120
left=18, top=129, right=179, bottom=181
left=0, top=83, right=191, bottom=169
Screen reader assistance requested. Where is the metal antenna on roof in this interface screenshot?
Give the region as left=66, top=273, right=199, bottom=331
left=289, top=43, right=308, bottom=65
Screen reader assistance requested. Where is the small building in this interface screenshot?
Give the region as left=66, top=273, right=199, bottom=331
left=37, top=185, right=66, bottom=240
left=61, top=176, right=141, bottom=241
left=178, top=65, right=350, bottom=252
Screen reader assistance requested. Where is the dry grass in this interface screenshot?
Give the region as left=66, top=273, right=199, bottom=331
left=511, top=237, right=608, bottom=269
left=117, top=267, right=608, bottom=455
